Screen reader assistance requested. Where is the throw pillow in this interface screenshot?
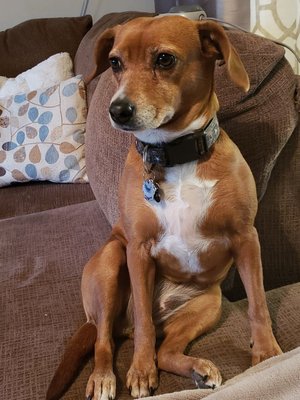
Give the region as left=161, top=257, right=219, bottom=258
left=0, top=53, right=73, bottom=97
left=0, top=75, right=88, bottom=186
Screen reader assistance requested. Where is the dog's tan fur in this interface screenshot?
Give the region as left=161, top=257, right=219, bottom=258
left=47, top=16, right=282, bottom=400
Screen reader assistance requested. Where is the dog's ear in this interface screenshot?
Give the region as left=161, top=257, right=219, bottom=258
left=85, top=26, right=119, bottom=84
left=196, top=20, right=250, bottom=92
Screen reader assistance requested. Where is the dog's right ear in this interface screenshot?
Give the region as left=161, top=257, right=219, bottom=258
left=85, top=26, right=118, bottom=84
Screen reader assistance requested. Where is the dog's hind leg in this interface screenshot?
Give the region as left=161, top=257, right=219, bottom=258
left=82, top=227, right=129, bottom=400
left=157, top=284, right=222, bottom=389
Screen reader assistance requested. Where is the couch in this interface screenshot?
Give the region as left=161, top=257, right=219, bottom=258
left=0, top=11, right=299, bottom=400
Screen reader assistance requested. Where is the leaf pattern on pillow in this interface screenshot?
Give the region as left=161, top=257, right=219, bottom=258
left=0, top=116, right=9, bottom=128
left=0, top=76, right=88, bottom=186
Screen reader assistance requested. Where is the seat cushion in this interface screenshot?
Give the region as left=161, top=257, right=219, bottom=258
left=0, top=201, right=300, bottom=400
left=1, top=199, right=298, bottom=400
left=0, top=182, right=95, bottom=219
left=0, top=200, right=111, bottom=399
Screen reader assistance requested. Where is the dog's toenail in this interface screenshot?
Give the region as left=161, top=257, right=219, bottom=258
left=86, top=396, right=92, bottom=400
left=212, top=384, right=216, bottom=389
left=150, top=387, right=155, bottom=395
left=191, top=371, right=211, bottom=389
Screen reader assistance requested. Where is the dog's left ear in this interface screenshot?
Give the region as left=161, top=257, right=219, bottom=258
left=196, top=20, right=250, bottom=92
left=85, top=26, right=119, bottom=84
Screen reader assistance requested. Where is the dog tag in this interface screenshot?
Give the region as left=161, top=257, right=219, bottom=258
left=143, top=179, right=161, bottom=202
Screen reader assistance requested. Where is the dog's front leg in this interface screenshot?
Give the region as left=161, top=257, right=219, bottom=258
left=126, top=241, right=158, bottom=398
left=83, top=236, right=128, bottom=400
left=233, top=227, right=282, bottom=365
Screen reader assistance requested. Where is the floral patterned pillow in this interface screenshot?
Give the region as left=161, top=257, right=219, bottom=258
left=0, top=75, right=88, bottom=186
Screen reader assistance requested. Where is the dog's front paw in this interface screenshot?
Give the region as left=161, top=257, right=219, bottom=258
left=86, top=369, right=116, bottom=400
left=126, top=359, right=158, bottom=398
left=191, top=358, right=222, bottom=389
left=251, top=336, right=283, bottom=366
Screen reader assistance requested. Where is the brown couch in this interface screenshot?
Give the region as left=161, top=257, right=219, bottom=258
left=0, top=12, right=299, bottom=400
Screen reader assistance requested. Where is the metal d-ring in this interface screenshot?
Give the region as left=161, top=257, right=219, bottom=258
left=142, top=145, right=154, bottom=175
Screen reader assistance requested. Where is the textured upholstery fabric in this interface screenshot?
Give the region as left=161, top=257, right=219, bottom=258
left=229, top=121, right=300, bottom=299
left=0, top=16, right=92, bottom=78
left=0, top=200, right=299, bottom=400
left=0, top=200, right=111, bottom=399
left=1, top=201, right=298, bottom=400
left=257, top=120, right=300, bottom=285
left=86, top=69, right=127, bottom=226
left=0, top=181, right=95, bottom=219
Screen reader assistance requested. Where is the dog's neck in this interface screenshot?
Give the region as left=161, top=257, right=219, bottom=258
left=135, top=115, right=220, bottom=168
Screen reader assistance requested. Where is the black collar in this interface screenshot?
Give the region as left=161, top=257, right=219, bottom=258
left=135, top=116, right=220, bottom=168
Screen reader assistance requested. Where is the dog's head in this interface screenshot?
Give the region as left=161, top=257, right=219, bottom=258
left=88, top=16, right=249, bottom=143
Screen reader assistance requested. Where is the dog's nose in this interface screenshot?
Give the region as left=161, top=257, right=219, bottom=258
left=109, top=99, right=135, bottom=125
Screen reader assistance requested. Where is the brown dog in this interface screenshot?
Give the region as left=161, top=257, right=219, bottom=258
left=47, top=16, right=282, bottom=400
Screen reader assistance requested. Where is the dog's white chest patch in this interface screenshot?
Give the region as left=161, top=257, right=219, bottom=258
left=150, top=162, right=217, bottom=273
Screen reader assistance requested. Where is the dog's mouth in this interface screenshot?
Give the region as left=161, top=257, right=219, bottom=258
left=109, top=97, right=175, bottom=134
left=110, top=118, right=142, bottom=132
left=110, top=113, right=175, bottom=136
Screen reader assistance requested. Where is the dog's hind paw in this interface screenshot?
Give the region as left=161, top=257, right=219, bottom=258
left=192, top=371, right=213, bottom=389
left=191, top=358, right=222, bottom=389
left=86, top=369, right=116, bottom=400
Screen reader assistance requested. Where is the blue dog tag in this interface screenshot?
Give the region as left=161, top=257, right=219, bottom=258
left=143, top=179, right=161, bottom=202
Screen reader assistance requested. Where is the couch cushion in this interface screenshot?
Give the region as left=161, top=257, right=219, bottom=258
left=1, top=197, right=298, bottom=400
left=0, top=181, right=95, bottom=219
left=227, top=120, right=300, bottom=300
left=0, top=200, right=111, bottom=399
left=0, top=16, right=92, bottom=78
left=257, top=120, right=300, bottom=291
left=0, top=198, right=298, bottom=399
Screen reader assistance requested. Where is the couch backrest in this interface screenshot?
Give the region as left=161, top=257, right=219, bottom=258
left=0, top=16, right=92, bottom=78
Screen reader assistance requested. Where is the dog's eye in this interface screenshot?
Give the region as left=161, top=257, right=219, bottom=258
left=109, top=57, right=122, bottom=72
left=155, top=53, right=176, bottom=69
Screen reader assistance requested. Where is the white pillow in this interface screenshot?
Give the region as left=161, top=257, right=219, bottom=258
left=0, top=53, right=73, bottom=98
